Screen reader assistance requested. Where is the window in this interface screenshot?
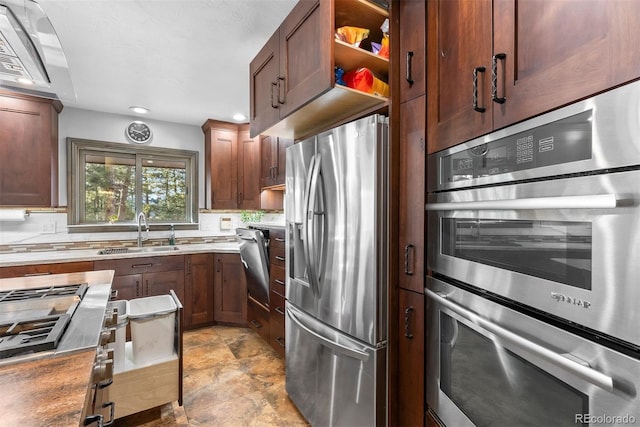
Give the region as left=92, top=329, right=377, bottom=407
left=68, top=138, right=198, bottom=231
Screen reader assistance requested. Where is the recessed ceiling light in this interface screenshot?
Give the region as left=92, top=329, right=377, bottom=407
left=233, top=113, right=247, bottom=122
left=129, top=106, right=150, bottom=114
left=16, top=77, right=34, bottom=85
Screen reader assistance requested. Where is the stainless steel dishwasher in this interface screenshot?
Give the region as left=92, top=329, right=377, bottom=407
left=235, top=228, right=270, bottom=307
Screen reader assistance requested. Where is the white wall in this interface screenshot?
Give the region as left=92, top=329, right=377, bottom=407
left=57, top=107, right=206, bottom=207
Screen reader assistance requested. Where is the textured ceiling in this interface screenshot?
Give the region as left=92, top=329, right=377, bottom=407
left=37, top=0, right=298, bottom=126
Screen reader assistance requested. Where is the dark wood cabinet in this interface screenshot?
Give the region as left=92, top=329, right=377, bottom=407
left=250, top=0, right=389, bottom=140
left=398, top=288, right=425, bottom=427
left=0, top=91, right=62, bottom=207
left=213, top=253, right=247, bottom=324
left=0, top=261, right=94, bottom=279
left=203, top=121, right=261, bottom=209
left=247, top=295, right=270, bottom=341
left=237, top=125, right=262, bottom=209
left=398, top=95, right=426, bottom=294
left=427, top=0, right=640, bottom=154
left=268, top=228, right=287, bottom=357
left=184, top=253, right=214, bottom=329
left=399, top=0, right=426, bottom=104
left=94, top=255, right=185, bottom=304
left=261, top=135, right=293, bottom=188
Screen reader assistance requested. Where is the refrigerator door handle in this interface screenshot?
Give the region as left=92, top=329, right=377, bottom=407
left=304, top=153, right=323, bottom=297
left=301, top=154, right=319, bottom=296
left=287, top=305, right=370, bottom=362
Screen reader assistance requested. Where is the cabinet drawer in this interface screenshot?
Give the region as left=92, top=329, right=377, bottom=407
left=95, top=255, right=184, bottom=276
left=270, top=246, right=286, bottom=268
left=270, top=265, right=286, bottom=297
left=0, top=261, right=94, bottom=279
left=269, top=229, right=286, bottom=249
left=269, top=293, right=286, bottom=357
left=247, top=296, right=270, bottom=342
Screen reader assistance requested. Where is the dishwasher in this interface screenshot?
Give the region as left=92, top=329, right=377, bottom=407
left=235, top=228, right=270, bottom=307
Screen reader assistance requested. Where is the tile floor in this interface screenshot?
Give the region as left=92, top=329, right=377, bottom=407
left=114, top=325, right=309, bottom=427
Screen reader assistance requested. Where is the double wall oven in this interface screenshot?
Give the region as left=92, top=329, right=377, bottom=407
left=426, top=81, right=640, bottom=426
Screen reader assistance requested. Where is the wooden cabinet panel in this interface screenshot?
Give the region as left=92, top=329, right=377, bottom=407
left=247, top=296, right=270, bottom=341
left=492, top=0, right=640, bottom=130
left=269, top=290, right=286, bottom=357
left=399, top=0, right=427, bottom=103
left=111, top=274, right=141, bottom=301
left=0, top=261, right=94, bottom=279
left=261, top=136, right=293, bottom=188
left=204, top=123, right=238, bottom=209
left=213, top=253, right=247, bottom=324
left=0, top=92, right=61, bottom=207
left=398, top=289, right=425, bottom=427
left=184, top=254, right=214, bottom=328
left=427, top=0, right=640, bottom=153
left=237, top=126, right=261, bottom=209
left=94, top=255, right=184, bottom=276
left=398, top=96, right=425, bottom=293
left=250, top=30, right=281, bottom=138
left=144, top=270, right=184, bottom=306
left=270, top=246, right=286, bottom=269
left=278, top=0, right=331, bottom=118
left=427, top=0, right=493, bottom=154
left=270, top=265, right=286, bottom=298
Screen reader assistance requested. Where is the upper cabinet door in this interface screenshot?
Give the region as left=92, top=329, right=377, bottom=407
left=492, top=0, right=640, bottom=130
left=205, top=125, right=238, bottom=209
left=427, top=0, right=493, bottom=154
left=250, top=30, right=281, bottom=138
left=274, top=137, right=293, bottom=186
left=278, top=0, right=332, bottom=118
left=237, top=127, right=261, bottom=209
left=399, top=0, right=426, bottom=103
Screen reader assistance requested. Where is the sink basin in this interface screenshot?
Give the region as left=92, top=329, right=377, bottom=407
left=97, top=246, right=180, bottom=255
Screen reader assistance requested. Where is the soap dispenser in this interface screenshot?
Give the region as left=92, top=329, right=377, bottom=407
left=169, top=224, right=176, bottom=246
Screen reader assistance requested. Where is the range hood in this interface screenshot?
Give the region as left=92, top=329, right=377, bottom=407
left=0, top=0, right=74, bottom=101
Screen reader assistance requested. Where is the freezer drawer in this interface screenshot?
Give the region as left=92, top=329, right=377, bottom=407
left=285, top=303, right=386, bottom=427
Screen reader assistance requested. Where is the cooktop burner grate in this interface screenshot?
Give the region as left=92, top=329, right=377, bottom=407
left=0, top=283, right=86, bottom=303
left=0, top=314, right=71, bottom=359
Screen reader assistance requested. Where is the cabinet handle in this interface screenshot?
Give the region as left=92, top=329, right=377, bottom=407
left=277, top=76, right=286, bottom=105
left=274, top=237, right=285, bottom=242
left=492, top=53, right=507, bottom=104
left=404, top=244, right=415, bottom=276
left=405, top=51, right=414, bottom=86
left=275, top=255, right=285, bottom=261
left=132, top=263, right=152, bottom=268
left=275, top=336, right=285, bottom=348
left=250, top=319, right=263, bottom=329
left=274, top=279, right=285, bottom=285
left=24, top=272, right=51, bottom=276
left=216, top=258, right=221, bottom=272
left=404, top=306, right=415, bottom=339
left=275, top=306, right=285, bottom=316
left=271, top=81, right=279, bottom=109
left=472, top=66, right=486, bottom=113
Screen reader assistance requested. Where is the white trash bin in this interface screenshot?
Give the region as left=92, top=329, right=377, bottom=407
left=106, top=300, right=128, bottom=372
left=128, top=295, right=177, bottom=366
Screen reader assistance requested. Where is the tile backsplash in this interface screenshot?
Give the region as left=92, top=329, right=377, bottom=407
left=0, top=210, right=284, bottom=253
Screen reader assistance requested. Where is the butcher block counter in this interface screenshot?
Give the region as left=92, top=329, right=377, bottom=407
left=0, top=271, right=115, bottom=427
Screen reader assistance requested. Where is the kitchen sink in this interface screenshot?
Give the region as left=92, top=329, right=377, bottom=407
left=97, top=246, right=180, bottom=255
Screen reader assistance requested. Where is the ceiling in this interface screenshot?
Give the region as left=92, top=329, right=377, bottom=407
left=36, top=0, right=298, bottom=126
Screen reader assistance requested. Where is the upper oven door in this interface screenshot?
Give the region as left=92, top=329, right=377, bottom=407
left=426, top=277, right=640, bottom=427
left=426, top=169, right=640, bottom=347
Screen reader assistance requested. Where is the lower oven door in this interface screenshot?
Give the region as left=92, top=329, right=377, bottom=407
left=426, top=276, right=640, bottom=427
left=426, top=169, right=640, bottom=347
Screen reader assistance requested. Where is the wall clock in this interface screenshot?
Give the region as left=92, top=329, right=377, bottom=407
left=125, top=121, right=153, bottom=144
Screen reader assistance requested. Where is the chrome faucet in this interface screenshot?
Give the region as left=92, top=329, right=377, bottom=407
left=137, top=212, right=149, bottom=247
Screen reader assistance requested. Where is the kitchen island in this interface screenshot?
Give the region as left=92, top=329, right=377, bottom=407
left=0, top=270, right=115, bottom=427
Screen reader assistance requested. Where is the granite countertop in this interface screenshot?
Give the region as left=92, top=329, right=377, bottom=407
left=0, top=242, right=240, bottom=268
left=0, top=271, right=116, bottom=426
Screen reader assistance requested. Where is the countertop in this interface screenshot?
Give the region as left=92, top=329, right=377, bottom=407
left=0, top=271, right=116, bottom=426
left=0, top=242, right=240, bottom=268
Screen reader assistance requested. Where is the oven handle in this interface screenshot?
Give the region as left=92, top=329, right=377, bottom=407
left=425, top=288, right=615, bottom=393
left=425, top=193, right=617, bottom=211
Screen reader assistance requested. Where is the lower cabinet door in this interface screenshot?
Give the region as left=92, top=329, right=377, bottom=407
left=214, top=253, right=247, bottom=324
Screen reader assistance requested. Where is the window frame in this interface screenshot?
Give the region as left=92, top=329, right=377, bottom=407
left=67, top=138, right=199, bottom=232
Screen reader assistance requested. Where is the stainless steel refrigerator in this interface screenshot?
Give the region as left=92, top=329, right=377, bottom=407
left=285, top=114, right=389, bottom=426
